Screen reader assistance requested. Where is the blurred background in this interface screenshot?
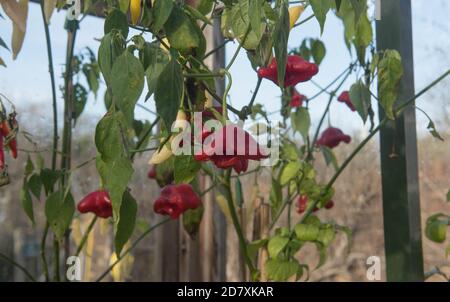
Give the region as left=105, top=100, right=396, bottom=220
left=0, top=1, right=449, bottom=281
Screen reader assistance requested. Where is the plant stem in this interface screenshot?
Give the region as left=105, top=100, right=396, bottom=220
left=53, top=238, right=60, bottom=281
left=59, top=20, right=79, bottom=281
left=39, top=1, right=58, bottom=283
left=95, top=218, right=170, bottom=282
left=223, top=170, right=256, bottom=279
left=226, top=25, right=251, bottom=70
left=0, top=252, right=36, bottom=282
left=75, top=216, right=98, bottom=257
left=39, top=2, right=58, bottom=171
left=40, top=223, right=50, bottom=281
left=293, top=14, right=315, bottom=28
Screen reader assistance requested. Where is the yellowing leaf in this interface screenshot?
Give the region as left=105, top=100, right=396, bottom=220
left=10, top=0, right=28, bottom=60
left=0, top=57, right=6, bottom=67
left=1, top=0, right=27, bottom=32
left=44, top=0, right=57, bottom=24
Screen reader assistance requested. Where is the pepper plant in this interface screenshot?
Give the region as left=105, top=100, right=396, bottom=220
left=0, top=0, right=448, bottom=282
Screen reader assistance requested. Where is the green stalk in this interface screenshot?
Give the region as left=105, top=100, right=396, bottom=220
left=223, top=170, right=257, bottom=280
left=95, top=219, right=170, bottom=282
left=0, top=252, right=36, bottom=282
left=75, top=216, right=98, bottom=257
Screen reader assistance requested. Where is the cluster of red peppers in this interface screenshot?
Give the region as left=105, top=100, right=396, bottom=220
left=153, top=184, right=201, bottom=219
left=77, top=190, right=113, bottom=218
left=0, top=112, right=18, bottom=170
left=257, top=55, right=319, bottom=87
left=296, top=195, right=334, bottom=214
left=194, top=124, right=268, bottom=174
left=316, top=127, right=351, bottom=149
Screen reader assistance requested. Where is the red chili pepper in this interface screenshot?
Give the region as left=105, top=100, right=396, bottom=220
left=153, top=184, right=201, bottom=219
left=324, top=200, right=334, bottom=209
left=296, top=195, right=319, bottom=214
left=337, top=91, right=356, bottom=112
left=257, top=55, right=319, bottom=87
left=194, top=124, right=268, bottom=174
left=0, top=114, right=18, bottom=159
left=316, top=127, right=351, bottom=149
left=147, top=165, right=157, bottom=179
left=0, top=135, right=4, bottom=170
left=289, top=88, right=307, bottom=107
left=77, top=190, right=113, bottom=218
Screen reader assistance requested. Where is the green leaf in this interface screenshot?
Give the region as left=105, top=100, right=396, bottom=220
left=151, top=0, right=174, bottom=32
left=174, top=155, right=201, bottom=184
left=294, top=223, right=320, bottom=241
left=185, top=4, right=211, bottom=25
left=336, top=224, right=353, bottom=254
left=349, top=79, right=371, bottom=123
left=320, top=146, right=338, bottom=171
left=353, top=12, right=372, bottom=64
left=0, top=36, right=9, bottom=51
left=73, top=83, right=88, bottom=123
left=265, top=258, right=299, bottom=281
left=104, top=8, right=129, bottom=38
left=248, top=0, right=265, bottom=41
left=447, top=189, right=450, bottom=202
left=427, top=120, right=444, bottom=142
left=111, top=50, right=145, bottom=125
left=446, top=244, right=450, bottom=258
left=279, top=161, right=301, bottom=186
left=28, top=173, right=42, bottom=199
left=24, top=156, right=34, bottom=176
left=272, top=0, right=289, bottom=87
left=164, top=6, right=206, bottom=56
left=96, top=156, right=133, bottom=223
left=142, top=45, right=169, bottom=101
left=154, top=58, right=183, bottom=129
left=40, top=168, right=61, bottom=195
left=314, top=242, right=327, bottom=269
left=378, top=49, right=403, bottom=119
left=317, top=224, right=336, bottom=246
left=270, top=178, right=282, bottom=218
left=118, top=0, right=130, bottom=13
left=183, top=206, right=204, bottom=237
left=310, top=0, right=331, bottom=34
left=349, top=0, right=366, bottom=24
left=115, top=190, right=137, bottom=255
left=21, top=182, right=34, bottom=224
left=230, top=0, right=264, bottom=50
left=311, top=39, right=326, bottom=65
left=268, top=234, right=289, bottom=258
left=98, top=32, right=125, bottom=87
left=45, top=191, right=75, bottom=241
left=247, top=239, right=268, bottom=260
left=82, top=64, right=100, bottom=98
left=95, top=112, right=125, bottom=162
left=335, top=0, right=342, bottom=12
left=425, top=220, right=447, bottom=243
left=291, top=107, right=310, bottom=141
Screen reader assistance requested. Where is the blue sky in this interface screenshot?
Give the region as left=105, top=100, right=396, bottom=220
left=0, top=1, right=448, bottom=140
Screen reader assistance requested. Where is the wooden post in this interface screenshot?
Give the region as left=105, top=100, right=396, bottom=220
left=376, top=0, right=424, bottom=281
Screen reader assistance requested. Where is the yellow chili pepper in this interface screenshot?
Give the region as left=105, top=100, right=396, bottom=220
left=130, top=0, right=142, bottom=25
left=149, top=110, right=188, bottom=164
left=289, top=5, right=305, bottom=30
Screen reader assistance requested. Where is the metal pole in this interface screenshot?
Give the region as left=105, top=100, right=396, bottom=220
left=376, top=0, right=424, bottom=281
